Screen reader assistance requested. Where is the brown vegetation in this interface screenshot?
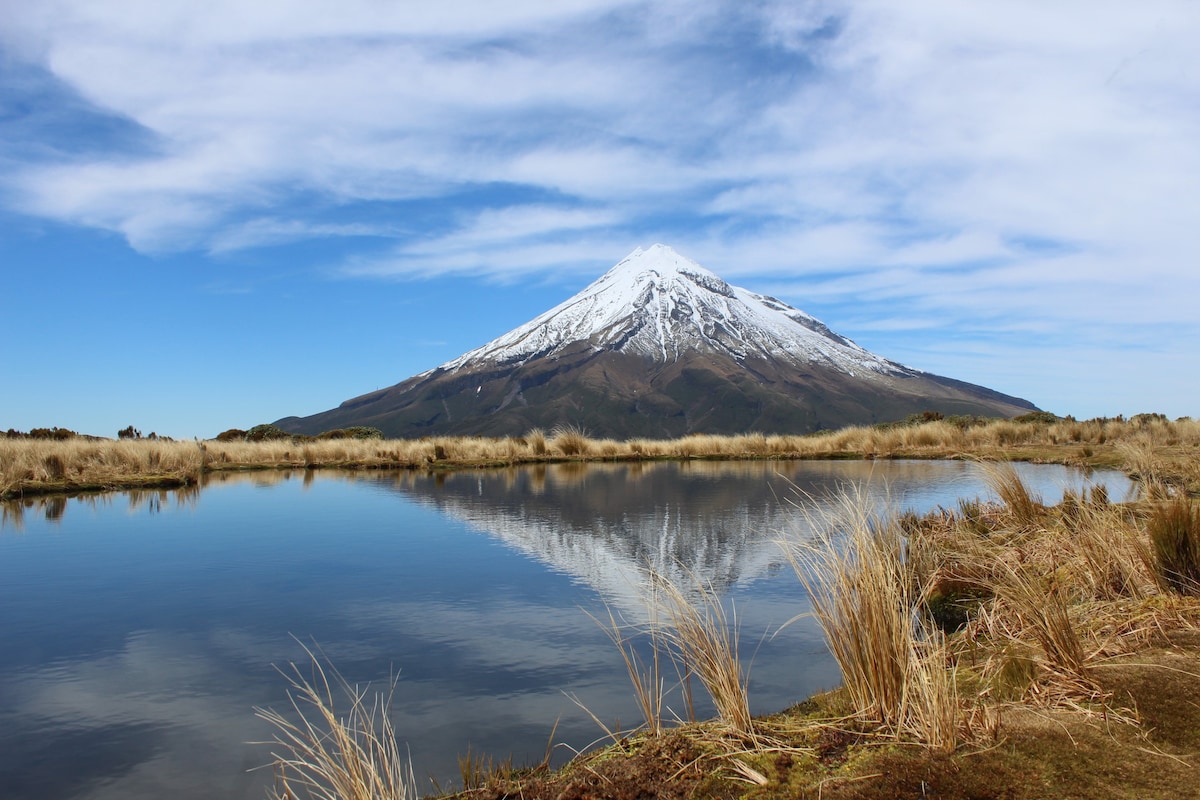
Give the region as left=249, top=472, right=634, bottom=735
left=432, top=474, right=1199, bottom=800
left=255, top=643, right=417, bottom=800
left=4, top=413, right=1199, bottom=500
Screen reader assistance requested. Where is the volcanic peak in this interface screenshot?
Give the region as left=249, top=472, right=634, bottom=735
left=438, top=244, right=904, bottom=378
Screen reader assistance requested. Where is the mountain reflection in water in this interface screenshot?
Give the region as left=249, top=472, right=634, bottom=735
left=359, top=459, right=1131, bottom=617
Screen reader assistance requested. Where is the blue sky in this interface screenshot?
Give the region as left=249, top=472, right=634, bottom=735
left=2, top=1, right=1198, bottom=438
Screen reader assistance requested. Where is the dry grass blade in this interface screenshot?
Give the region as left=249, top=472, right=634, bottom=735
left=996, top=566, right=1088, bottom=684
left=585, top=604, right=667, bottom=736
left=651, top=569, right=754, bottom=737
left=254, top=643, right=417, bottom=800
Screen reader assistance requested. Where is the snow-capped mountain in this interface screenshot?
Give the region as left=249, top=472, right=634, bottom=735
left=439, top=244, right=897, bottom=377
left=277, top=245, right=1035, bottom=438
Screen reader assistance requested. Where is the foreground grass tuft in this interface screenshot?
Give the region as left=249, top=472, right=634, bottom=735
left=1148, top=495, right=1200, bottom=596
left=784, top=491, right=961, bottom=750
left=255, top=645, right=417, bottom=800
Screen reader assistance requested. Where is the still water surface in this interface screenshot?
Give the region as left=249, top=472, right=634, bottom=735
left=0, top=460, right=1133, bottom=799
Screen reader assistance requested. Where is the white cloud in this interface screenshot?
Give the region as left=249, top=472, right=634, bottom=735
left=9, top=0, right=1194, bottom=272
left=2, top=0, right=1199, bottom=415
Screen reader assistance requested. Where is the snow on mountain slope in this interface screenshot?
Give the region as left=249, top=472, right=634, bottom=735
left=438, top=244, right=909, bottom=378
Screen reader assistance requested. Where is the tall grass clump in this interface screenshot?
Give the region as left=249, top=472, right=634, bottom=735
left=996, top=567, right=1087, bottom=681
left=982, top=462, right=1043, bottom=528
left=549, top=425, right=592, bottom=457
left=784, top=492, right=960, bottom=749
left=1147, top=495, right=1200, bottom=596
left=255, top=646, right=416, bottom=800
left=524, top=429, right=548, bottom=456
left=1060, top=500, right=1155, bottom=601
left=590, top=569, right=752, bottom=738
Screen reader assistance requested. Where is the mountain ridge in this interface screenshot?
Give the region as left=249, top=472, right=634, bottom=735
left=277, top=245, right=1036, bottom=438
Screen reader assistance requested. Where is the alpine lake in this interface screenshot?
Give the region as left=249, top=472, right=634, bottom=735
left=0, top=459, right=1135, bottom=800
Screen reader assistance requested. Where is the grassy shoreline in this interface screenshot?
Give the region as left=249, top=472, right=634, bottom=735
left=4, top=414, right=1198, bottom=501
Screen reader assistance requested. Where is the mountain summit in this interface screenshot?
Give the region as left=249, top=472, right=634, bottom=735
left=441, top=244, right=894, bottom=374
left=277, top=245, right=1035, bottom=438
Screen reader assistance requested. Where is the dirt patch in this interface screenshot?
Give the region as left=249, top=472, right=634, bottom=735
left=1094, top=630, right=1200, bottom=753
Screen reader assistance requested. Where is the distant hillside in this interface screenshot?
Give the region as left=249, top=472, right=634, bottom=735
left=277, top=245, right=1036, bottom=438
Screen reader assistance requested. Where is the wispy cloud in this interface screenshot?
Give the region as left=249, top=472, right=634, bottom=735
left=2, top=0, right=1198, bottom=416
left=7, top=2, right=1195, bottom=268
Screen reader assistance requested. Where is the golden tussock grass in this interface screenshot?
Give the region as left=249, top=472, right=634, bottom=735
left=769, top=463, right=1200, bottom=764
left=0, top=438, right=206, bottom=497
left=6, top=413, right=1200, bottom=499
left=582, top=567, right=752, bottom=741
left=783, top=490, right=963, bottom=751
left=651, top=570, right=753, bottom=738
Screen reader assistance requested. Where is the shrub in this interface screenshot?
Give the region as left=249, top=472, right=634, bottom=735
left=1013, top=411, right=1060, bottom=425
left=245, top=424, right=292, bottom=442
left=1148, top=496, right=1200, bottom=596
left=318, top=426, right=384, bottom=440
left=26, top=427, right=78, bottom=440
left=215, top=428, right=247, bottom=442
